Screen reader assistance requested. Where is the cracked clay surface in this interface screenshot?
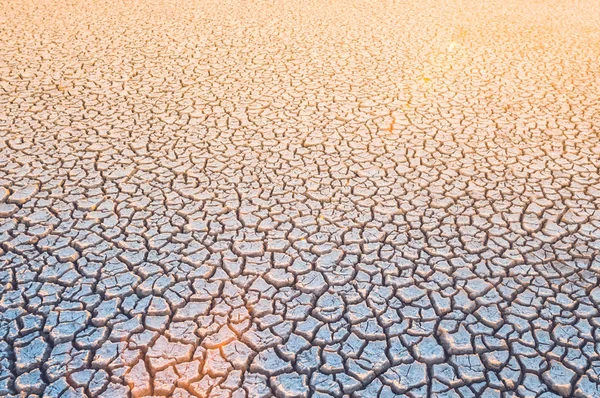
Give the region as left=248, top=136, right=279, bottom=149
left=1, top=0, right=600, bottom=397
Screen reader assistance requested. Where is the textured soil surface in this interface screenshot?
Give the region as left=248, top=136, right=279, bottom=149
left=2, top=0, right=600, bottom=397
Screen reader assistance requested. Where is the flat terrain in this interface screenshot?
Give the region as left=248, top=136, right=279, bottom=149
left=1, top=0, right=600, bottom=397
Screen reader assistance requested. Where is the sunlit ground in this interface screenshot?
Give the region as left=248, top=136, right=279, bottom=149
left=1, top=0, right=600, bottom=397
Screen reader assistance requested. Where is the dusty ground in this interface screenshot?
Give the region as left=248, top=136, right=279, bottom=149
left=1, top=0, right=600, bottom=397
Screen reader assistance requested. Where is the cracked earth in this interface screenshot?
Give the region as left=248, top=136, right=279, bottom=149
left=1, top=0, right=600, bottom=397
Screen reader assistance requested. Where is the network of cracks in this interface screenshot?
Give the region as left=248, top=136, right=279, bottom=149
left=1, top=0, right=600, bottom=397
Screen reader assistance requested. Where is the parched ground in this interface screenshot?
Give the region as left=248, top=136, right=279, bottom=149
left=1, top=0, right=600, bottom=397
